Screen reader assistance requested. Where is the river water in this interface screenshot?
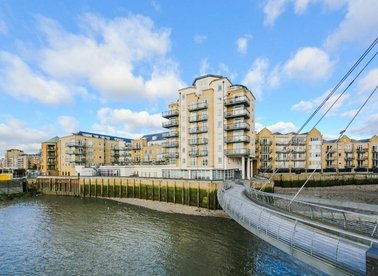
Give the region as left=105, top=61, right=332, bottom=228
left=0, top=196, right=323, bottom=275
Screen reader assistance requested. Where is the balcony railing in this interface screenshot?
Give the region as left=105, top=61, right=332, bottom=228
left=225, top=123, right=250, bottom=131
left=345, top=157, right=354, bottom=161
left=189, top=114, right=208, bottom=122
left=225, top=136, right=250, bottom=143
left=224, top=96, right=250, bottom=106
left=163, top=152, right=179, bottom=158
left=189, top=150, right=208, bottom=157
left=162, top=141, right=179, bottom=148
left=132, top=145, right=141, bottom=150
left=224, top=109, right=250, bottom=119
left=162, top=109, right=179, bottom=118
left=65, top=141, right=85, bottom=147
left=260, top=141, right=272, bottom=146
left=357, top=156, right=368, bottom=161
left=344, top=148, right=353, bottom=153
left=47, top=147, right=56, bottom=152
left=189, top=138, right=208, bottom=145
left=188, top=101, right=208, bottom=111
left=163, top=131, right=179, bottom=138
left=162, top=119, right=179, bottom=128
left=357, top=148, right=368, bottom=153
left=189, top=126, right=208, bottom=134
left=225, top=148, right=250, bottom=156
left=65, top=150, right=75, bottom=155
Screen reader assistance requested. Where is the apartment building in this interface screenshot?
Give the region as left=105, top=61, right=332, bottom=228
left=4, top=149, right=41, bottom=170
left=322, top=135, right=378, bottom=172
left=256, top=128, right=322, bottom=173
left=41, top=131, right=132, bottom=176
left=161, top=74, right=256, bottom=180
left=130, top=133, right=166, bottom=165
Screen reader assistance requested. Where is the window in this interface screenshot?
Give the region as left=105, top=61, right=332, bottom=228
left=202, top=158, right=208, bottom=166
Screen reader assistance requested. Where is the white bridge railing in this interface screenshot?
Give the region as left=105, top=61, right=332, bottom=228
left=218, top=183, right=378, bottom=275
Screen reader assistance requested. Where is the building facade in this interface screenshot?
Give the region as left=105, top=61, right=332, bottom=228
left=161, top=74, right=256, bottom=180
left=4, top=149, right=41, bottom=170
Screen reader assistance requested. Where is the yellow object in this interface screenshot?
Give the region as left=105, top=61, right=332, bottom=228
left=0, top=173, right=12, bottom=180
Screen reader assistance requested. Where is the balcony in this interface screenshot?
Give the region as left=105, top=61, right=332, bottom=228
left=162, top=141, right=179, bottom=148
left=292, top=149, right=306, bottom=153
left=224, top=96, right=250, bottom=106
left=188, top=101, right=208, bottom=111
left=47, top=147, right=56, bottom=152
left=225, top=135, right=250, bottom=143
left=357, top=156, right=368, bottom=161
left=357, top=148, right=368, bottom=153
left=189, top=126, right=208, bottom=134
left=276, top=149, right=290, bottom=153
left=189, top=138, right=208, bottom=145
left=225, top=123, right=250, bottom=131
left=345, top=157, right=354, bottom=161
left=344, top=148, right=353, bottom=153
left=163, top=131, right=179, bottom=138
left=163, top=152, right=179, bottom=158
left=132, top=144, right=141, bottom=150
left=260, top=141, right=272, bottom=146
left=65, top=150, right=75, bottom=155
left=162, top=109, right=179, bottom=118
left=65, top=141, right=85, bottom=147
left=225, top=148, right=250, bottom=156
left=189, top=150, right=208, bottom=157
left=162, top=119, right=179, bottom=128
left=189, top=114, right=208, bottom=122
left=47, top=160, right=56, bottom=165
left=325, top=156, right=335, bottom=161
left=225, top=109, right=250, bottom=119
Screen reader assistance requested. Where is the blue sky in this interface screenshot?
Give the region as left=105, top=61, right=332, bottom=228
left=0, top=0, right=377, bottom=156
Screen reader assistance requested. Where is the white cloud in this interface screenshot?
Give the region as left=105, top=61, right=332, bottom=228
left=38, top=13, right=183, bottom=102
left=92, top=107, right=164, bottom=138
left=0, top=51, right=73, bottom=104
left=341, top=110, right=357, bottom=118
left=0, top=117, right=50, bottom=156
left=242, top=58, right=269, bottom=99
left=357, top=68, right=378, bottom=93
left=291, top=100, right=313, bottom=112
left=267, top=121, right=297, bottom=133
left=199, top=58, right=210, bottom=76
left=58, top=116, right=79, bottom=134
left=350, top=113, right=378, bottom=135
left=283, top=47, right=334, bottom=81
left=0, top=20, right=7, bottom=34
left=236, top=34, right=252, bottom=54
left=324, top=0, right=378, bottom=50
left=294, top=0, right=311, bottom=14
left=194, top=34, right=207, bottom=44
left=151, top=0, right=161, bottom=12
left=263, top=0, right=288, bottom=26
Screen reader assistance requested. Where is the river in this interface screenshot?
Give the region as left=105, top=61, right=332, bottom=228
left=0, top=196, right=323, bottom=275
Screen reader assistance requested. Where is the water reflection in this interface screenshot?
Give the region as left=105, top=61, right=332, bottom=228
left=0, top=196, right=323, bottom=275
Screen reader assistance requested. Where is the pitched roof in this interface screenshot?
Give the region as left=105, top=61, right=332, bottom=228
left=142, top=132, right=165, bottom=142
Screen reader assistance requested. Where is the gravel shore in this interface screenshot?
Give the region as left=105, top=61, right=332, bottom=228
left=275, top=185, right=378, bottom=205
left=106, top=197, right=229, bottom=218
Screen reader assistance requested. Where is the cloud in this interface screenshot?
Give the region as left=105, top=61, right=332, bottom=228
left=350, top=113, right=378, bottom=135
left=0, top=51, right=73, bottom=104
left=267, top=121, right=297, bottom=133
left=293, top=0, right=311, bottom=14
left=92, top=107, right=164, bottom=138
left=236, top=34, right=252, bottom=54
left=357, top=68, right=378, bottom=93
left=242, top=58, right=269, bottom=99
left=324, top=0, right=378, bottom=50
left=0, top=20, right=7, bottom=34
left=151, top=0, right=161, bottom=12
left=263, top=0, right=288, bottom=26
left=0, top=117, right=50, bottom=156
left=58, top=116, right=79, bottom=134
left=199, top=58, right=210, bottom=76
left=291, top=100, right=313, bottom=112
left=283, top=47, right=334, bottom=81
left=37, top=13, right=183, bottom=102
left=194, top=34, right=207, bottom=44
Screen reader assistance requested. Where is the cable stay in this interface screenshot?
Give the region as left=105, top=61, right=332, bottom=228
left=258, top=36, right=378, bottom=191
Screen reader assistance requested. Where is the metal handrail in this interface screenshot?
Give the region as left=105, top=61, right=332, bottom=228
left=244, top=183, right=378, bottom=239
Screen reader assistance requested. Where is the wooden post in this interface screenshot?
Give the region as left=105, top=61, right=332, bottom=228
left=95, top=178, right=97, bottom=198
left=89, top=178, right=91, bottom=198
left=126, top=179, right=129, bottom=198
left=173, top=181, right=176, bottom=203
left=120, top=179, right=122, bottom=198
left=159, top=180, right=161, bottom=201
left=139, top=179, right=141, bottom=199
left=133, top=179, right=135, bottom=198
left=166, top=181, right=168, bottom=202
left=101, top=178, right=104, bottom=197
left=197, top=182, right=200, bottom=207
left=182, top=181, right=184, bottom=204
left=107, top=178, right=110, bottom=197
left=188, top=182, right=191, bottom=206
left=207, top=183, right=210, bottom=209
left=152, top=180, right=154, bottom=201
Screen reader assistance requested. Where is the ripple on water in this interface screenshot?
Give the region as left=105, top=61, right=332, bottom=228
left=0, top=196, right=324, bottom=275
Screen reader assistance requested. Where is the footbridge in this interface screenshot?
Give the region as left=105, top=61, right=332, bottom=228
left=217, top=181, right=378, bottom=275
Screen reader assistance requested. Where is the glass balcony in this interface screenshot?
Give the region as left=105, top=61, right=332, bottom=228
left=162, top=141, right=179, bottom=148
left=225, top=136, right=250, bottom=143
left=65, top=141, right=85, bottom=147
left=188, top=138, right=208, bottom=145
left=163, top=131, right=179, bottom=138
left=189, top=126, right=208, bottom=134
left=188, top=150, right=208, bottom=157
left=224, top=96, right=250, bottom=106
left=162, top=119, right=179, bottom=128
left=225, top=123, right=250, bottom=131
left=162, top=109, right=179, bottom=118
left=188, top=101, right=208, bottom=111
left=189, top=114, right=208, bottom=122
left=225, top=148, right=250, bottom=156
left=224, top=109, right=250, bottom=119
